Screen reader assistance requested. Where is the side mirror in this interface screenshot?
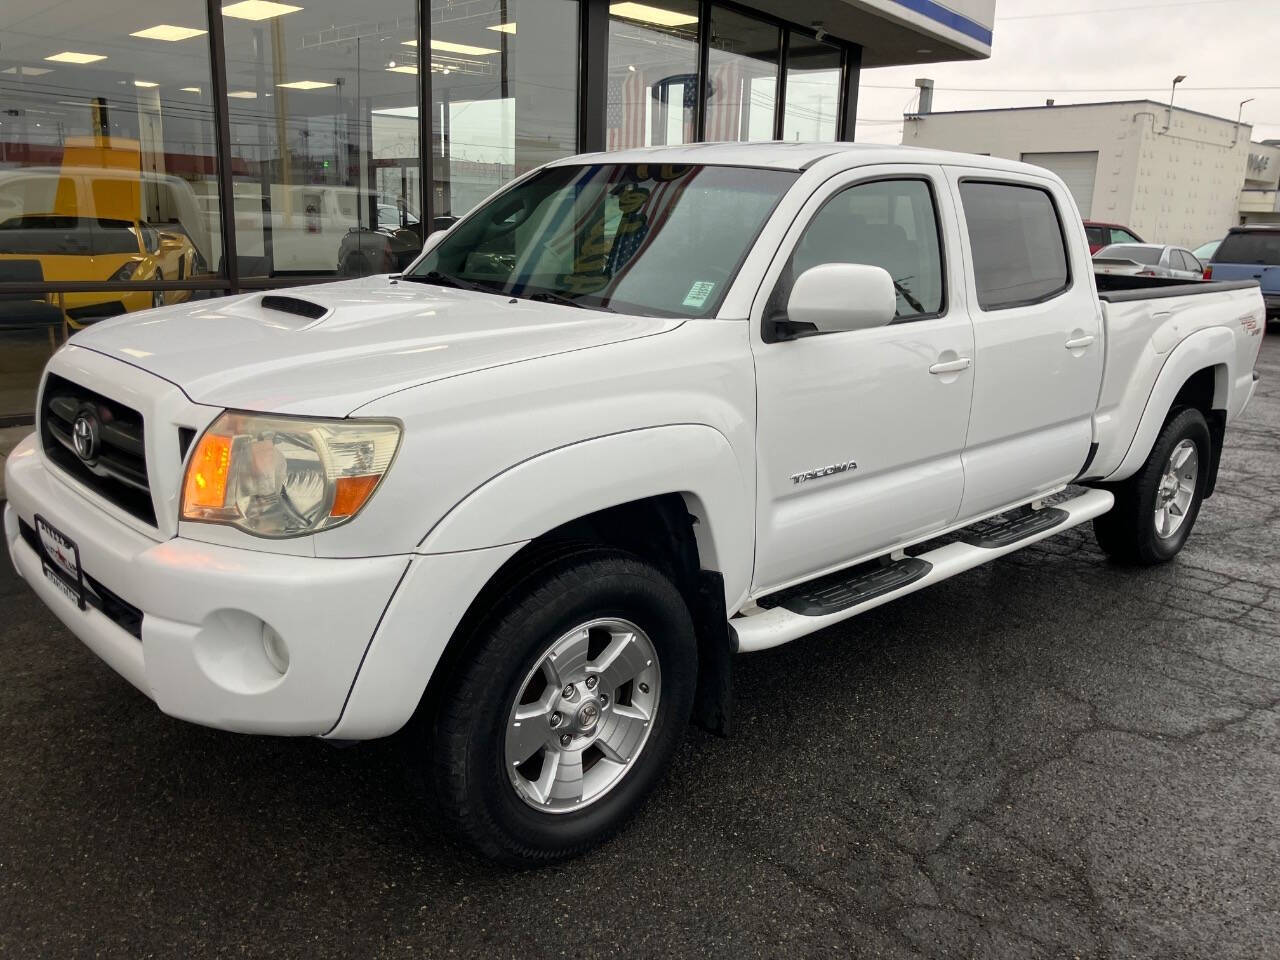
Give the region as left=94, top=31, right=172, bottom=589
left=431, top=215, right=459, bottom=233
left=157, top=231, right=185, bottom=250
left=785, top=263, right=897, bottom=335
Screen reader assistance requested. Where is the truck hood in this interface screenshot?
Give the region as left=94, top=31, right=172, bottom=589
left=71, top=276, right=682, bottom=416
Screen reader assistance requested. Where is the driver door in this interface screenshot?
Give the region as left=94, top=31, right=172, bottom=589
left=751, top=165, right=975, bottom=593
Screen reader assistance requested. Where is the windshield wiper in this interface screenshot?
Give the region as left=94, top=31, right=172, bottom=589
left=522, top=290, right=616, bottom=313
left=402, top=270, right=496, bottom=294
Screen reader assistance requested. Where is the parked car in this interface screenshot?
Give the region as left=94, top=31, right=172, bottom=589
left=1093, top=242, right=1204, bottom=280
left=5, top=144, right=1265, bottom=865
left=0, top=213, right=201, bottom=327
left=1084, top=220, right=1143, bottom=254
left=1193, top=238, right=1222, bottom=264
left=1206, top=226, right=1280, bottom=320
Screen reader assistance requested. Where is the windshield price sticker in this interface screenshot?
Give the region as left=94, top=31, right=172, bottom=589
left=682, top=281, right=716, bottom=308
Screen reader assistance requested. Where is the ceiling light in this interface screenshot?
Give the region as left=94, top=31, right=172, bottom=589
left=133, top=80, right=159, bottom=88
left=1, top=66, right=52, bottom=76
left=277, top=79, right=335, bottom=90
left=609, top=3, right=698, bottom=27
left=181, top=86, right=202, bottom=93
left=386, top=65, right=418, bottom=74
left=488, top=22, right=516, bottom=34
left=130, top=24, right=207, bottom=41
left=45, top=51, right=107, bottom=64
left=227, top=90, right=258, bottom=98
left=403, top=38, right=500, bottom=55
left=221, top=1, right=302, bottom=21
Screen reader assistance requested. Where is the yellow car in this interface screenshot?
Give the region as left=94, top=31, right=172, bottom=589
left=0, top=213, right=202, bottom=329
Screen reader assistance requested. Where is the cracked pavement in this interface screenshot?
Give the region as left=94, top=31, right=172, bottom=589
left=2, top=334, right=1278, bottom=958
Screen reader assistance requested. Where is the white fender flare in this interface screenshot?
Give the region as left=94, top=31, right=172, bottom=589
left=419, top=423, right=754, bottom=607
left=1105, top=327, right=1233, bottom=483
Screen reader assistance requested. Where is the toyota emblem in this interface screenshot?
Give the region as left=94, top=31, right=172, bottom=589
left=72, top=413, right=100, bottom=462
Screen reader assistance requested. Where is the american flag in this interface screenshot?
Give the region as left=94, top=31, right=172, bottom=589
left=607, top=68, right=647, bottom=151
left=603, top=168, right=701, bottom=297
left=704, top=60, right=743, bottom=142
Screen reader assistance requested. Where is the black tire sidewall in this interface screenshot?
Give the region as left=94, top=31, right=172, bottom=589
left=439, top=552, right=697, bottom=863
left=1134, top=408, right=1212, bottom=561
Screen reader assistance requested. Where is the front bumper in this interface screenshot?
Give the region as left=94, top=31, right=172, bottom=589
left=1264, top=293, right=1280, bottom=317
left=5, top=432, right=410, bottom=735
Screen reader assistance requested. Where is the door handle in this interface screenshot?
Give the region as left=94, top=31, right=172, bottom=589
left=929, top=357, right=972, bottom=375
left=1064, top=335, right=1096, bottom=350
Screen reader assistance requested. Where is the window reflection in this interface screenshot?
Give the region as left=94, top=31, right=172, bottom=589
left=0, top=0, right=222, bottom=419
left=782, top=35, right=841, bottom=142
left=431, top=0, right=579, bottom=220
left=606, top=1, right=699, bottom=150
left=705, top=7, right=779, bottom=143
left=221, top=4, right=422, bottom=277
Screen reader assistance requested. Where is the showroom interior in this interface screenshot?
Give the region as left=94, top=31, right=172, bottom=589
left=0, top=0, right=995, bottom=422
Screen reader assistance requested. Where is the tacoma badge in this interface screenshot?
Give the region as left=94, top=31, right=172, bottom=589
left=790, top=460, right=858, bottom=485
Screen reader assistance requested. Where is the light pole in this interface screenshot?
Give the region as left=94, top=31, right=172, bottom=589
left=1166, top=74, right=1186, bottom=132
left=1232, top=97, right=1255, bottom=147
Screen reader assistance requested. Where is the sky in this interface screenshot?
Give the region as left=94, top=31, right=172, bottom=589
left=854, top=0, right=1280, bottom=146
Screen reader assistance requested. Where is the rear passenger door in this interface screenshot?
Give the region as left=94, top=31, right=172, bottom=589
left=945, top=170, right=1104, bottom=520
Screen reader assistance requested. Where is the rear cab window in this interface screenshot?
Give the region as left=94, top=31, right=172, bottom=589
left=958, top=180, right=1071, bottom=310
left=1213, top=231, right=1280, bottom=265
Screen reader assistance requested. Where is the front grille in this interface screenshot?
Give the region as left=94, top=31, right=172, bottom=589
left=18, top=518, right=143, bottom=639
left=40, top=373, right=156, bottom=526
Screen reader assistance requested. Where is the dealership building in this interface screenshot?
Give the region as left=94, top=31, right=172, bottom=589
left=0, top=0, right=996, bottom=424
left=902, top=99, right=1271, bottom=249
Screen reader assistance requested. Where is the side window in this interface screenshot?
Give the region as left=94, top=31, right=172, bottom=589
left=1114, top=228, right=1140, bottom=244
left=1185, top=252, right=1203, bottom=273
left=958, top=180, right=1070, bottom=311
left=780, top=178, right=945, bottom=323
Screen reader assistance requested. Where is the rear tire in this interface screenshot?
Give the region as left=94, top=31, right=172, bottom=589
left=1093, top=407, right=1211, bottom=565
left=433, top=547, right=697, bottom=866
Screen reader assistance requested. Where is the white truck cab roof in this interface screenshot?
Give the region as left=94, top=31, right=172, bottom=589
left=554, top=141, right=1056, bottom=179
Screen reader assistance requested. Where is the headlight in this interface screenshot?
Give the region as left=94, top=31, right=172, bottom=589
left=109, top=260, right=141, bottom=282
left=181, top=412, right=401, bottom=538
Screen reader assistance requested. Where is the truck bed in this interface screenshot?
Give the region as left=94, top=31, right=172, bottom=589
left=1094, top=274, right=1259, bottom=300
left=1088, top=276, right=1264, bottom=482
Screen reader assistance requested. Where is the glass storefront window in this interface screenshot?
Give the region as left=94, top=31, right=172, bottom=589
left=430, top=0, right=579, bottom=221
left=605, top=1, right=699, bottom=151
left=705, top=7, right=778, bottom=143
left=782, top=35, right=841, bottom=142
left=221, top=3, right=422, bottom=277
left=0, top=0, right=222, bottom=419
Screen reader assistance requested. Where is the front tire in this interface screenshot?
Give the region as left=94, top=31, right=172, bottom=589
left=1093, top=407, right=1211, bottom=564
left=433, top=547, right=697, bottom=866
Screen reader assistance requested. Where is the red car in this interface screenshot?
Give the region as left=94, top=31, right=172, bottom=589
left=1084, top=220, right=1144, bottom=254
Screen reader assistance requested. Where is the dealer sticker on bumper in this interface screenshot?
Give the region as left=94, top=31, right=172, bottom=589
left=35, top=514, right=86, bottom=610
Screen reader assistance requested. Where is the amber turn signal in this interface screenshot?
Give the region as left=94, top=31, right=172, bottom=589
left=182, top=432, right=232, bottom=513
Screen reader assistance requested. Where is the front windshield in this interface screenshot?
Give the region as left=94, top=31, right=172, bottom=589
left=406, top=163, right=798, bottom=317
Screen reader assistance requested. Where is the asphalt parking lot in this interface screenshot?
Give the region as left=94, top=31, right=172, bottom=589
left=2, top=333, right=1278, bottom=959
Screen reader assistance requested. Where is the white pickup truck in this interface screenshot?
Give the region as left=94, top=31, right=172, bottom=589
left=4, top=144, right=1265, bottom=865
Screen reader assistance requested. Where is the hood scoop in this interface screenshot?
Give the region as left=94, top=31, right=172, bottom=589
left=260, top=294, right=329, bottom=322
